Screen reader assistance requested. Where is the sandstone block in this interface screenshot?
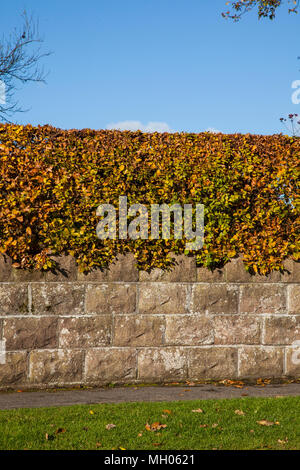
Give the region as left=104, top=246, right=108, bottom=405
left=113, top=315, right=164, bottom=347
left=59, top=316, right=112, bottom=348
left=240, top=285, right=286, bottom=314
left=165, top=315, right=214, bottom=345
left=239, top=346, right=283, bottom=378
left=29, top=349, right=83, bottom=384
left=85, top=348, right=136, bottom=382
left=138, top=283, right=189, bottom=314
left=138, top=347, right=187, bottom=381
left=139, top=255, right=196, bottom=282
left=192, top=285, right=238, bottom=314
left=78, top=254, right=138, bottom=282
left=0, top=284, right=29, bottom=315
left=32, top=284, right=85, bottom=315
left=213, top=315, right=261, bottom=345
left=86, top=284, right=136, bottom=314
left=188, top=347, right=237, bottom=380
left=4, top=317, right=58, bottom=350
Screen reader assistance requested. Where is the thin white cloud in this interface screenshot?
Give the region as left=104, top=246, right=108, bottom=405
left=205, top=127, right=222, bottom=134
left=106, top=120, right=173, bottom=133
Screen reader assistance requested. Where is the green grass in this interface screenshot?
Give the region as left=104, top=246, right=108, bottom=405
left=0, top=396, right=299, bottom=450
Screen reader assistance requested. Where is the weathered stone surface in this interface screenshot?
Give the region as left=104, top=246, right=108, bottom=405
left=264, top=316, right=300, bottom=346
left=288, top=285, right=300, bottom=314
left=140, top=255, right=196, bottom=282
left=29, top=350, right=83, bottom=384
left=4, top=317, right=58, bottom=350
left=85, top=348, right=136, bottom=382
left=0, top=352, right=28, bottom=387
left=78, top=254, right=138, bottom=282
left=280, top=259, right=300, bottom=283
left=197, top=266, right=225, bottom=282
left=285, top=346, right=300, bottom=376
left=45, top=255, right=78, bottom=281
left=213, top=315, right=261, bottom=345
left=188, top=347, right=237, bottom=379
left=192, top=285, right=238, bottom=314
left=225, top=257, right=253, bottom=283
left=138, top=347, right=187, bottom=381
left=0, top=255, right=12, bottom=282
left=86, top=284, right=136, bottom=314
left=239, top=346, right=283, bottom=378
left=225, top=257, right=282, bottom=283
left=0, top=284, right=29, bottom=315
left=59, top=316, right=112, bottom=348
left=32, top=284, right=85, bottom=315
left=12, top=268, right=45, bottom=282
left=165, top=315, right=214, bottom=346
left=138, top=283, right=189, bottom=314
left=113, top=315, right=164, bottom=347
left=240, top=285, right=286, bottom=314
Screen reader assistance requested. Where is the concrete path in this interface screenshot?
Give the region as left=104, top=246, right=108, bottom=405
left=0, top=383, right=300, bottom=410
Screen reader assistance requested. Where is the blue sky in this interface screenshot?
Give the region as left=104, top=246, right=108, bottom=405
left=2, top=0, right=300, bottom=134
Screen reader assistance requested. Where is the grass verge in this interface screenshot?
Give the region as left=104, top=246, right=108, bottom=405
left=0, top=396, right=299, bottom=450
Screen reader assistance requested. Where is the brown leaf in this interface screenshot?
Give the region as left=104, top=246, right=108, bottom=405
left=192, top=408, right=203, bottom=413
left=145, top=422, right=167, bottom=432
left=106, top=423, right=116, bottom=430
left=235, top=409, right=245, bottom=416
left=96, top=442, right=102, bottom=447
left=257, top=420, right=274, bottom=426
left=162, top=409, right=171, bottom=414
left=55, top=428, right=66, bottom=434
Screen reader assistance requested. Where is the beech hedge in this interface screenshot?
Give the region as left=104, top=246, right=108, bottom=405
left=0, top=124, right=299, bottom=274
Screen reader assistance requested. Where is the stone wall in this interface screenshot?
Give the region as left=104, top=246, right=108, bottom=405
left=0, top=253, right=299, bottom=390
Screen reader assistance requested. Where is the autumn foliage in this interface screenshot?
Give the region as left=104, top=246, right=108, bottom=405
left=0, top=124, right=299, bottom=274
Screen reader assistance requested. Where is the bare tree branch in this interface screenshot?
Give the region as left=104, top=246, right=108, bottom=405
left=222, top=0, right=299, bottom=21
left=0, top=10, right=51, bottom=122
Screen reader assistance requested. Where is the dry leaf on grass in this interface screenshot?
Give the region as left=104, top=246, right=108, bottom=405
left=257, top=420, right=274, bottom=426
left=55, top=428, right=66, bottom=434
left=278, top=438, right=288, bottom=445
left=145, top=422, right=167, bottom=432
left=235, top=409, right=245, bottom=416
left=192, top=408, right=203, bottom=413
left=106, top=423, right=116, bottom=430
